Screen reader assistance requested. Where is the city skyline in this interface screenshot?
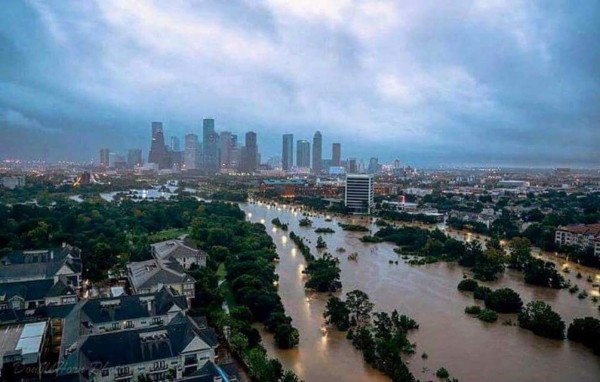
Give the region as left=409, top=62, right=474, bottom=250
left=1, top=1, right=599, bottom=168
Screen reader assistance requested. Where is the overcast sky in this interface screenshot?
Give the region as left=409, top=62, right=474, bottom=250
left=0, top=0, right=599, bottom=167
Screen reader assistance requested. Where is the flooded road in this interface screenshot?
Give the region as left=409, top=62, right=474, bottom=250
left=241, top=202, right=600, bottom=382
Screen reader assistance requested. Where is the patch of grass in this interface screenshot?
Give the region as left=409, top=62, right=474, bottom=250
left=219, top=280, right=237, bottom=309
left=148, top=228, right=188, bottom=243
left=216, top=263, right=227, bottom=281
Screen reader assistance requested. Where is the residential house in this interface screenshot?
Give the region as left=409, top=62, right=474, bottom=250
left=151, top=239, right=207, bottom=269
left=126, top=259, right=195, bottom=299
left=58, top=313, right=218, bottom=381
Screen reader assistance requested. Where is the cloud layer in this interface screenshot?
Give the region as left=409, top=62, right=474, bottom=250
left=0, top=0, right=598, bottom=167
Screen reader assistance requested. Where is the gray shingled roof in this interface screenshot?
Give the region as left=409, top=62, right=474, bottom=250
left=59, top=315, right=211, bottom=374
left=151, top=240, right=204, bottom=261
left=127, top=259, right=195, bottom=291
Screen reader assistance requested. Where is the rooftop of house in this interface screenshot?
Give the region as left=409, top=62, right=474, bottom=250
left=0, top=320, right=47, bottom=361
left=183, top=361, right=240, bottom=382
left=59, top=288, right=188, bottom=353
left=0, top=245, right=82, bottom=282
left=0, top=278, right=75, bottom=303
left=151, top=239, right=205, bottom=261
left=127, top=258, right=195, bottom=291
left=58, top=313, right=216, bottom=375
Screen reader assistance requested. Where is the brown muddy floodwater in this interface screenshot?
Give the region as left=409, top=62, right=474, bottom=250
left=241, top=202, right=600, bottom=382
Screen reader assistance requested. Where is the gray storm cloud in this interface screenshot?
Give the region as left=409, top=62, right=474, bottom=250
left=0, top=0, right=598, bottom=167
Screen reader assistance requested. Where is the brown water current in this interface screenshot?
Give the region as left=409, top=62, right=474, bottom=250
left=241, top=202, right=600, bottom=382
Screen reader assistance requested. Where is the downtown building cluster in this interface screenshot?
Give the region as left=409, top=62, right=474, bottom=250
left=100, top=119, right=259, bottom=174
left=97, top=122, right=403, bottom=177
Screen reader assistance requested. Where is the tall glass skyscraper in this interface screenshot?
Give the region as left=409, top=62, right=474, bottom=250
left=202, top=118, right=219, bottom=174
left=148, top=122, right=168, bottom=169
left=241, top=131, right=258, bottom=173
left=332, top=143, right=341, bottom=166
left=296, top=140, right=310, bottom=168
left=282, top=134, right=294, bottom=171
left=312, top=131, right=322, bottom=174
left=184, top=134, right=200, bottom=170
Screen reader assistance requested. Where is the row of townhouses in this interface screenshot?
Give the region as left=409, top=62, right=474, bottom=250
left=0, top=240, right=238, bottom=382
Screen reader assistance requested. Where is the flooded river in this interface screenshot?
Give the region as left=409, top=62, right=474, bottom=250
left=241, top=202, right=600, bottom=382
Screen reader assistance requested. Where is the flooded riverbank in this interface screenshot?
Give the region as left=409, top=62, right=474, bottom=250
left=241, top=201, right=600, bottom=382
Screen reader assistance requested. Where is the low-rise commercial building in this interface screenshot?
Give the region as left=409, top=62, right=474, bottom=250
left=555, top=223, right=600, bottom=256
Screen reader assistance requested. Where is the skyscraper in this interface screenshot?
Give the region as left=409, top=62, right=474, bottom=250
left=240, top=131, right=258, bottom=173
left=184, top=134, right=200, bottom=170
left=202, top=118, right=219, bottom=174
left=312, top=131, right=322, bottom=174
left=99, top=148, right=110, bottom=167
left=219, top=131, right=235, bottom=168
left=127, top=149, right=143, bottom=167
left=368, top=157, right=380, bottom=174
left=348, top=158, right=357, bottom=173
left=296, top=140, right=310, bottom=168
left=148, top=122, right=168, bottom=169
left=332, top=143, right=341, bottom=167
left=170, top=136, right=180, bottom=152
left=282, top=134, right=294, bottom=171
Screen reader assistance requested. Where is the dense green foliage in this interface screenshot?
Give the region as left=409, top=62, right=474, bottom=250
left=304, top=252, right=341, bottom=292
left=324, top=296, right=350, bottom=331
left=288, top=231, right=315, bottom=261
left=477, top=309, right=499, bottom=323
left=378, top=209, right=440, bottom=225
left=314, top=227, right=335, bottom=234
left=338, top=223, right=370, bottom=232
left=325, top=290, right=418, bottom=382
left=484, top=288, right=523, bottom=313
left=464, top=305, right=482, bottom=315
left=473, top=286, right=492, bottom=300
left=567, top=317, right=600, bottom=354
left=360, top=235, right=384, bottom=243
left=210, top=189, right=248, bottom=202
left=316, top=235, right=327, bottom=249
left=0, top=198, right=229, bottom=280
left=271, top=218, right=289, bottom=231
left=518, top=301, right=565, bottom=340
left=457, top=279, right=479, bottom=292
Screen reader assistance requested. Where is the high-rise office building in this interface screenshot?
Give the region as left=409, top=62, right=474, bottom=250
left=230, top=134, right=240, bottom=169
left=170, top=136, right=180, bottom=152
left=312, top=131, right=322, bottom=174
left=184, top=134, right=200, bottom=170
left=240, top=131, right=258, bottom=173
left=368, top=157, right=380, bottom=174
left=202, top=118, right=219, bottom=174
left=99, top=148, right=110, bottom=167
left=296, top=140, right=310, bottom=168
left=127, top=149, right=143, bottom=167
left=345, top=174, right=374, bottom=214
left=332, top=143, right=341, bottom=167
left=219, top=131, right=236, bottom=168
left=148, top=122, right=168, bottom=169
left=282, top=134, right=294, bottom=171
left=348, top=158, right=357, bottom=173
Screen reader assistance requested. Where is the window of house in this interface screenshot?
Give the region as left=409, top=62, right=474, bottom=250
left=112, top=322, right=120, bottom=330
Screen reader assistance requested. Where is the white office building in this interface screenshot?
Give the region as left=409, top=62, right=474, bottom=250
left=345, top=174, right=374, bottom=214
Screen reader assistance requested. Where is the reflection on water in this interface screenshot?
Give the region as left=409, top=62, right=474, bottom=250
left=243, top=203, right=600, bottom=382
